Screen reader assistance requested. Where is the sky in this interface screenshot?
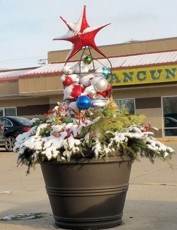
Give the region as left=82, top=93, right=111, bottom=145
left=0, top=0, right=177, bottom=69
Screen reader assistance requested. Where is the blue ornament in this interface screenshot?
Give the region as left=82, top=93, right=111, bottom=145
left=76, top=95, right=91, bottom=110
left=102, top=67, right=111, bottom=77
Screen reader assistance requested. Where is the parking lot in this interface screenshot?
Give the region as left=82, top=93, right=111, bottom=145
left=0, top=142, right=177, bottom=230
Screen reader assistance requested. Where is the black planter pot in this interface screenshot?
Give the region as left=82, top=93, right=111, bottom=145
left=41, top=156, right=132, bottom=229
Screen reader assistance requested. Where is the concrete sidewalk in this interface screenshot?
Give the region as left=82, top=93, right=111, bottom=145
left=0, top=143, right=177, bottom=230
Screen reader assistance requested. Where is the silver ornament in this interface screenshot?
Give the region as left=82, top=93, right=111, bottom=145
left=80, top=73, right=95, bottom=86
left=91, top=99, right=108, bottom=107
left=64, top=85, right=72, bottom=100
left=69, top=74, right=79, bottom=83
left=84, top=85, right=96, bottom=96
left=93, top=77, right=109, bottom=92
left=71, top=63, right=90, bottom=73
left=69, top=102, right=79, bottom=113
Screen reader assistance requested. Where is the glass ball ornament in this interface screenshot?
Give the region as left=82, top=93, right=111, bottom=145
left=91, top=99, right=107, bottom=107
left=69, top=74, right=80, bottom=83
left=93, top=77, right=109, bottom=92
left=97, top=84, right=112, bottom=98
left=80, top=73, right=94, bottom=86
left=69, top=101, right=79, bottom=113
left=102, top=67, right=111, bottom=77
left=71, top=84, right=84, bottom=98
left=64, top=84, right=84, bottom=100
left=83, top=55, right=93, bottom=64
left=71, top=63, right=90, bottom=73
left=63, top=76, right=73, bottom=86
left=76, top=95, right=91, bottom=110
left=84, top=85, right=96, bottom=97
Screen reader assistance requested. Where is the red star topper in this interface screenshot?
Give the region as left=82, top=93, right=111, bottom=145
left=53, top=5, right=110, bottom=63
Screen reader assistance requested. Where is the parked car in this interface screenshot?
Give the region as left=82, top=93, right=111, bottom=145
left=165, top=116, right=177, bottom=128
left=0, top=116, right=32, bottom=152
left=164, top=115, right=177, bottom=136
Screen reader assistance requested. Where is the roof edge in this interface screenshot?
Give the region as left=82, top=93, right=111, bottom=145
left=48, top=36, right=177, bottom=54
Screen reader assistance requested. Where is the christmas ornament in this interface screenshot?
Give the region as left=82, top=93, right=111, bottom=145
left=106, top=73, right=115, bottom=83
left=80, top=73, right=94, bottom=86
left=54, top=5, right=110, bottom=62
left=76, top=95, right=91, bottom=110
left=97, top=84, right=112, bottom=97
left=61, top=74, right=66, bottom=82
left=82, top=64, right=91, bottom=73
left=64, top=85, right=73, bottom=100
left=91, top=73, right=104, bottom=84
left=93, top=77, right=109, bottom=92
left=71, top=63, right=82, bottom=73
left=69, top=101, right=79, bottom=113
left=80, top=76, right=90, bottom=87
left=71, top=84, right=84, bottom=98
left=83, top=85, right=96, bottom=97
left=56, top=5, right=112, bottom=111
left=91, top=99, right=108, bottom=107
left=63, top=76, right=74, bottom=86
left=64, top=84, right=84, bottom=100
left=70, top=74, right=80, bottom=83
left=83, top=55, right=92, bottom=64
left=102, top=67, right=111, bottom=77
left=71, top=62, right=90, bottom=74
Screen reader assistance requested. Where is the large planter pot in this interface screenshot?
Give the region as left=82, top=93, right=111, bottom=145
left=41, top=156, right=132, bottom=229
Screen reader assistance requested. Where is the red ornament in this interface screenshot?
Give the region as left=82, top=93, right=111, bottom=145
left=54, top=5, right=110, bottom=62
left=63, top=76, right=73, bottom=86
left=107, top=84, right=112, bottom=97
left=71, top=84, right=84, bottom=98
left=97, top=84, right=112, bottom=98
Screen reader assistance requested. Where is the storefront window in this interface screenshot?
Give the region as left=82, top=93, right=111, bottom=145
left=5, top=107, right=17, bottom=116
left=115, top=98, right=135, bottom=114
left=163, top=97, right=177, bottom=136
left=0, top=108, right=4, bottom=117
left=0, top=107, right=17, bottom=117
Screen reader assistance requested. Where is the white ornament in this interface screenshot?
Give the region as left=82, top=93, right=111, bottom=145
left=80, top=73, right=94, bottom=86
left=93, top=77, right=108, bottom=92
left=69, top=102, right=79, bottom=113
left=81, top=64, right=90, bottom=73
left=64, top=85, right=72, bottom=100
left=63, top=65, right=73, bottom=74
left=91, top=74, right=104, bottom=85
left=91, top=99, right=108, bottom=107
left=71, top=63, right=80, bottom=73
left=83, top=85, right=96, bottom=96
left=71, top=62, right=90, bottom=74
left=69, top=74, right=79, bottom=83
left=61, top=74, right=66, bottom=82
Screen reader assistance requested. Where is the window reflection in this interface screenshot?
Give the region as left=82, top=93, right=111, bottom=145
left=163, top=97, right=177, bottom=136
left=115, top=99, right=135, bottom=114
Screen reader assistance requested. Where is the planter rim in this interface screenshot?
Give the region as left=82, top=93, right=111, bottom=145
left=40, top=156, right=132, bottom=166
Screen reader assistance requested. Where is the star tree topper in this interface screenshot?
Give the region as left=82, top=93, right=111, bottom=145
left=54, top=5, right=110, bottom=62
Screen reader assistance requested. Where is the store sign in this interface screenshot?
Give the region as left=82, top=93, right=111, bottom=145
left=112, top=64, right=177, bottom=86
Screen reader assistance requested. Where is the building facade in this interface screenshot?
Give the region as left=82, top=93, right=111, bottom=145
left=1, top=37, right=177, bottom=137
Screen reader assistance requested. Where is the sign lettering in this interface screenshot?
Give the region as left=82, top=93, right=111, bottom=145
left=112, top=65, right=177, bottom=86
